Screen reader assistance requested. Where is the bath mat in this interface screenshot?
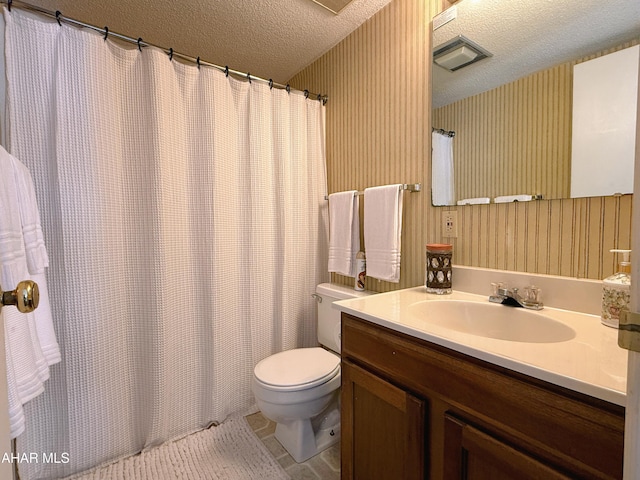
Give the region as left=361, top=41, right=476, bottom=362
left=65, top=416, right=290, bottom=480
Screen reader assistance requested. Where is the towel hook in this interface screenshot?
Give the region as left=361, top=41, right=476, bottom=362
left=0, top=280, right=39, bottom=314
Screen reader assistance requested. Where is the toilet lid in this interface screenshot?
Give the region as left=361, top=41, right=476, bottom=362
left=254, top=347, right=340, bottom=389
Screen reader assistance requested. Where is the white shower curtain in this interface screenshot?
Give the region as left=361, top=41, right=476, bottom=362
left=4, top=8, right=328, bottom=479
left=431, top=130, right=455, bottom=206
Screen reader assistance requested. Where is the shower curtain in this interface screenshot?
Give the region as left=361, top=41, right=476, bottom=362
left=3, top=8, right=328, bottom=479
left=431, top=130, right=455, bottom=206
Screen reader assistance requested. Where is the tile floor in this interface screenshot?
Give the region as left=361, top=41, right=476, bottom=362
left=245, top=412, right=340, bottom=480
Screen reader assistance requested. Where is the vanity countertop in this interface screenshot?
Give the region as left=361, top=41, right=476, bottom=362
left=334, top=287, right=628, bottom=406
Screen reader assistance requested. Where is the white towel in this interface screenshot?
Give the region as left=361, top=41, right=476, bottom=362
left=328, top=191, right=360, bottom=276
left=10, top=152, right=60, bottom=366
left=456, top=197, right=490, bottom=205
left=0, top=146, right=58, bottom=438
left=0, top=152, right=26, bottom=289
left=364, top=185, right=403, bottom=283
left=494, top=194, right=533, bottom=203
left=10, top=155, right=49, bottom=273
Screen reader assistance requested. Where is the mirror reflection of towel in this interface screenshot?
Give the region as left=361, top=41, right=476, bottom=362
left=494, top=194, right=533, bottom=203
left=456, top=197, right=490, bottom=205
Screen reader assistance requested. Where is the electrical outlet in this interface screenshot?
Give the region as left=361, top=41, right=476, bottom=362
left=442, top=211, right=458, bottom=238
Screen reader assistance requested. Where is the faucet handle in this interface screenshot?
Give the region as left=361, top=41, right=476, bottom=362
left=522, top=285, right=543, bottom=308
left=491, top=282, right=506, bottom=296
left=523, top=285, right=541, bottom=302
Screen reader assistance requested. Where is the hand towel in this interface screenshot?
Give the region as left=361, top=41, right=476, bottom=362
left=3, top=339, right=26, bottom=438
left=364, top=185, right=403, bottom=283
left=328, top=191, right=360, bottom=276
left=8, top=148, right=60, bottom=366
left=0, top=146, right=58, bottom=438
left=456, top=197, right=490, bottom=205
left=494, top=194, right=533, bottom=203
left=0, top=150, right=27, bottom=289
left=9, top=154, right=49, bottom=274
left=29, top=272, right=60, bottom=365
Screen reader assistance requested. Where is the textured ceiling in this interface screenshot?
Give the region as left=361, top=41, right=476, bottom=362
left=433, top=0, right=640, bottom=108
left=21, top=0, right=394, bottom=85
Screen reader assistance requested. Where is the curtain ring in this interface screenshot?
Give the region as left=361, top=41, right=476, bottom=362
left=55, top=11, right=62, bottom=26
left=7, top=0, right=11, bottom=12
left=286, top=84, right=290, bottom=94
left=168, top=48, right=173, bottom=61
left=196, top=57, right=201, bottom=69
left=317, top=94, right=321, bottom=102
left=137, top=38, right=143, bottom=52
left=247, top=73, right=251, bottom=84
left=304, top=90, right=309, bottom=99
left=268, top=79, right=273, bottom=90
left=224, top=66, right=229, bottom=77
left=103, top=26, right=109, bottom=41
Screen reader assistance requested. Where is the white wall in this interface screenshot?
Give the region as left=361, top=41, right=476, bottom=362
left=571, top=45, right=639, bottom=198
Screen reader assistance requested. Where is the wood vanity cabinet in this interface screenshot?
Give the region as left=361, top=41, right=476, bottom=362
left=340, top=313, right=625, bottom=480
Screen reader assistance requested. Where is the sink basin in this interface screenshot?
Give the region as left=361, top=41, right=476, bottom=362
left=407, top=300, right=576, bottom=343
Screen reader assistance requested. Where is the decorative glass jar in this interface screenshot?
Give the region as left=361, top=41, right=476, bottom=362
left=426, top=243, right=452, bottom=294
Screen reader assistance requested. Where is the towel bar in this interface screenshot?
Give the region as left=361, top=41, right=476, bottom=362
left=1, top=280, right=39, bottom=313
left=325, top=183, right=421, bottom=200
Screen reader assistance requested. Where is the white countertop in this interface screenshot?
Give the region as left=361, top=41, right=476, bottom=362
left=334, top=287, right=628, bottom=406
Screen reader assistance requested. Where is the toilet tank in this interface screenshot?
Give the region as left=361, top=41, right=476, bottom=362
left=316, top=283, right=373, bottom=353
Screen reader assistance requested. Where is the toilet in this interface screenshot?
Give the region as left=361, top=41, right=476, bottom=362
left=251, top=282, right=372, bottom=463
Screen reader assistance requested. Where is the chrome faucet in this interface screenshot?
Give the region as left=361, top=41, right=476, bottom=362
left=489, top=283, right=544, bottom=310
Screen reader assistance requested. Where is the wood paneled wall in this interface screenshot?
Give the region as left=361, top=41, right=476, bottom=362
left=289, top=0, right=634, bottom=290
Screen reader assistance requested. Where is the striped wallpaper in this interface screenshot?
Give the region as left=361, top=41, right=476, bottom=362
left=289, top=0, right=634, bottom=291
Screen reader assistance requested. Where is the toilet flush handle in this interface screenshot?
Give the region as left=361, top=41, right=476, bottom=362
left=311, top=293, right=322, bottom=303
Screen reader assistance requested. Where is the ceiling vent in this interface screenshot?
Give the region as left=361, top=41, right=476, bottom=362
left=310, top=0, right=355, bottom=14
left=433, top=35, right=492, bottom=72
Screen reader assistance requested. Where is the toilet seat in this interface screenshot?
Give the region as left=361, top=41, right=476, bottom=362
left=254, top=347, right=340, bottom=392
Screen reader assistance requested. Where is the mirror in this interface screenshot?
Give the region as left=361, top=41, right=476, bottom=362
left=431, top=0, right=640, bottom=206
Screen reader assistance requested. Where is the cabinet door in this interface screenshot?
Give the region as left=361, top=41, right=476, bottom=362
left=444, top=414, right=571, bottom=480
left=341, top=360, right=425, bottom=480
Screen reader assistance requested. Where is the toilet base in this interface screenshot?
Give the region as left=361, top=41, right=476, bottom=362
left=274, top=406, right=340, bottom=463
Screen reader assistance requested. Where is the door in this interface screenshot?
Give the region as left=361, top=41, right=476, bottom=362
left=624, top=46, right=640, bottom=479
left=341, top=360, right=425, bottom=480
left=0, top=314, right=15, bottom=480
left=444, top=414, right=570, bottom=480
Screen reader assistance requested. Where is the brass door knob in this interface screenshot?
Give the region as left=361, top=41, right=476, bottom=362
left=1, top=280, right=40, bottom=313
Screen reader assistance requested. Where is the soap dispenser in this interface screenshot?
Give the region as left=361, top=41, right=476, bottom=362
left=601, top=249, right=631, bottom=328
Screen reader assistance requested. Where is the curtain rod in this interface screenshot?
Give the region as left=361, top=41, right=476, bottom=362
left=432, top=127, right=455, bottom=138
left=2, top=0, right=329, bottom=105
